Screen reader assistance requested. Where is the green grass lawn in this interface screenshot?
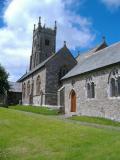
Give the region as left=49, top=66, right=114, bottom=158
left=0, top=107, right=120, bottom=160
left=9, top=105, right=59, bottom=115
left=69, top=115, right=120, bottom=127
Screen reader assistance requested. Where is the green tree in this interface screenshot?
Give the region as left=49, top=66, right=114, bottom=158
left=0, top=64, right=9, bottom=96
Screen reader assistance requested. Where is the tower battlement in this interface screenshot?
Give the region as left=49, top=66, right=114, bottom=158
left=29, top=17, right=57, bottom=71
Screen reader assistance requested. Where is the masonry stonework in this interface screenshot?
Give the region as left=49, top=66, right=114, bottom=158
left=45, top=47, right=77, bottom=105
left=18, top=18, right=76, bottom=107
left=18, top=17, right=120, bottom=121
left=63, top=64, right=120, bottom=121
left=22, top=67, right=46, bottom=105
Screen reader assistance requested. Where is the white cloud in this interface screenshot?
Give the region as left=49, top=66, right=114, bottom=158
left=101, top=0, right=120, bottom=10
left=0, top=0, right=95, bottom=81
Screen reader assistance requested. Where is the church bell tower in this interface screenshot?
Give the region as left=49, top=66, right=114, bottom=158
left=29, top=17, right=57, bottom=70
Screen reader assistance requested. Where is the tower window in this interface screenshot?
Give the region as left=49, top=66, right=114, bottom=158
left=45, top=39, right=50, bottom=46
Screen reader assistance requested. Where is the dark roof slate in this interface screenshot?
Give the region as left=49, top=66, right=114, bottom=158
left=18, top=45, right=73, bottom=82
left=18, top=54, right=55, bottom=82
left=76, top=40, right=108, bottom=62
left=62, top=41, right=120, bottom=80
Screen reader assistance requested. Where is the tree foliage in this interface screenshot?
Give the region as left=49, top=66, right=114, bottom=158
left=0, top=64, right=9, bottom=95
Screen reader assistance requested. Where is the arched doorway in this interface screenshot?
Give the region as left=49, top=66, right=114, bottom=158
left=70, top=90, right=76, bottom=112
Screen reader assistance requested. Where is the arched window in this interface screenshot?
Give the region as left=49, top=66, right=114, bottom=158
left=36, top=76, right=41, bottom=95
left=27, top=81, right=30, bottom=96
left=87, top=83, right=91, bottom=98
left=117, top=77, right=120, bottom=96
left=108, top=69, right=120, bottom=97
left=91, top=82, right=95, bottom=98
left=86, top=81, right=95, bottom=99
left=59, top=65, right=68, bottom=79
left=110, top=78, right=116, bottom=97
left=31, top=80, right=34, bottom=96
left=58, top=65, right=68, bottom=84
left=23, top=83, right=26, bottom=98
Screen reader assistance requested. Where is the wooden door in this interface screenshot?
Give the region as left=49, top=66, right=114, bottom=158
left=71, top=90, right=76, bottom=112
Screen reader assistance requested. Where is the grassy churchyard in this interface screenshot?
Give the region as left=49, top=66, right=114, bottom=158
left=0, top=106, right=120, bottom=160
left=69, top=115, right=120, bottom=127
left=9, top=105, right=59, bottom=115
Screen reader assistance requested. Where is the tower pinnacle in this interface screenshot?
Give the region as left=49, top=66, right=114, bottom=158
left=54, top=20, right=57, bottom=32
left=33, top=24, right=36, bottom=31
left=30, top=17, right=57, bottom=70
left=38, top=16, right=41, bottom=26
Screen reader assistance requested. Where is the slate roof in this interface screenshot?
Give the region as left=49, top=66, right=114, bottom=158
left=18, top=54, right=55, bottom=82
left=76, top=40, right=108, bottom=62
left=62, top=41, right=120, bottom=80
left=18, top=44, right=73, bottom=82
left=9, top=82, right=22, bottom=93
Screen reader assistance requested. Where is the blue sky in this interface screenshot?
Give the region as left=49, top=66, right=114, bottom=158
left=68, top=0, right=120, bottom=54
left=79, top=0, right=120, bottom=45
left=0, top=0, right=120, bottom=81
left=0, top=0, right=5, bottom=27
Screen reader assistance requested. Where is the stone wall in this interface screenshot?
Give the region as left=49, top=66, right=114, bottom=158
left=45, top=48, right=77, bottom=105
left=63, top=64, right=120, bottom=121
left=22, top=46, right=76, bottom=106
left=22, top=67, right=46, bottom=106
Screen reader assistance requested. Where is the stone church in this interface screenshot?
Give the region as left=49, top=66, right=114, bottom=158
left=18, top=17, right=77, bottom=106
left=18, top=17, right=120, bottom=121
left=59, top=39, right=120, bottom=121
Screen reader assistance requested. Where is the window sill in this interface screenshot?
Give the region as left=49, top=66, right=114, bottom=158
left=86, top=98, right=96, bottom=101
